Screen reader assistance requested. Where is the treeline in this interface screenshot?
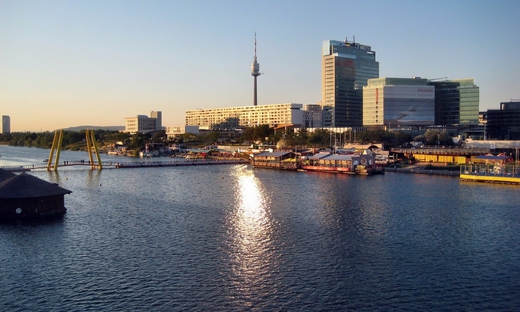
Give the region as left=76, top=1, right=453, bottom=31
left=0, top=130, right=210, bottom=150
left=240, top=126, right=455, bottom=148
left=0, top=126, right=452, bottom=150
left=239, top=125, right=419, bottom=148
left=0, top=130, right=127, bottom=149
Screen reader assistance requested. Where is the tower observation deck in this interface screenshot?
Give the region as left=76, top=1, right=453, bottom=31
left=251, top=33, right=261, bottom=106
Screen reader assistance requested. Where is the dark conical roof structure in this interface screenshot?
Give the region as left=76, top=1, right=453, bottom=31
left=0, top=172, right=72, bottom=199
left=0, top=168, right=16, bottom=181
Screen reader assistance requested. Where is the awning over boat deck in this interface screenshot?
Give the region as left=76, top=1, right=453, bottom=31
left=475, top=155, right=510, bottom=160
left=254, top=151, right=293, bottom=158
left=308, top=153, right=332, bottom=160
left=320, top=154, right=358, bottom=161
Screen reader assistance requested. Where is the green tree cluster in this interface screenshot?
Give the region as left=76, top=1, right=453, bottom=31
left=0, top=130, right=128, bottom=149
left=414, top=129, right=453, bottom=146
left=242, top=125, right=273, bottom=143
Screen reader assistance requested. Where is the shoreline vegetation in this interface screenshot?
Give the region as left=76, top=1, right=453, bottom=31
left=0, top=128, right=464, bottom=173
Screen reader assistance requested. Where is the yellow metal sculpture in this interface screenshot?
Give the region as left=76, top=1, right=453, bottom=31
left=86, top=129, right=103, bottom=170
left=47, top=129, right=63, bottom=171
left=46, top=129, right=102, bottom=171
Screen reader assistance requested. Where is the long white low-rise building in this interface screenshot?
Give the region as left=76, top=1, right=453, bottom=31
left=185, top=103, right=305, bottom=129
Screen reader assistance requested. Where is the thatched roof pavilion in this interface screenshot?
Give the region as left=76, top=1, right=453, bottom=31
left=0, top=172, right=72, bottom=218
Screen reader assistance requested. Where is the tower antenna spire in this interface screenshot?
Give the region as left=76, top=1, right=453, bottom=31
left=254, top=32, right=257, bottom=62
left=251, top=32, right=261, bottom=106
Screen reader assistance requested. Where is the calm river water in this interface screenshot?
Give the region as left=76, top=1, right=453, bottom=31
left=1, top=146, right=520, bottom=311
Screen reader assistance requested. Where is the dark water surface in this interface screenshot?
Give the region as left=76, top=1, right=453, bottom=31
left=1, top=146, right=520, bottom=311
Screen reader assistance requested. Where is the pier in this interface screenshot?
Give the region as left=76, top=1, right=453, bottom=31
left=1, top=158, right=250, bottom=172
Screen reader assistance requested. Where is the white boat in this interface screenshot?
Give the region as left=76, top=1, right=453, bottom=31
left=139, top=150, right=159, bottom=158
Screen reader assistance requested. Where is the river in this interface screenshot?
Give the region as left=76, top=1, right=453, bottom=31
left=1, top=146, right=519, bottom=311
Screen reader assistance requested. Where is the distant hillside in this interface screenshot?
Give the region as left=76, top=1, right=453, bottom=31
left=62, top=126, right=125, bottom=132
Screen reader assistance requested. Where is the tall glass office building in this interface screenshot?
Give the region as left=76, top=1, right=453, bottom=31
left=486, top=101, right=520, bottom=140
left=430, top=79, right=479, bottom=126
left=1, top=115, right=10, bottom=134
left=363, top=77, right=434, bottom=127
left=322, top=38, right=379, bottom=127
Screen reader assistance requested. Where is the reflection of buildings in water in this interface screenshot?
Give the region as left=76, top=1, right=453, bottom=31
left=86, top=170, right=102, bottom=188
left=228, top=166, right=276, bottom=295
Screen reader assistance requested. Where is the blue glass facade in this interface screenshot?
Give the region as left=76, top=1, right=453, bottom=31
left=363, top=78, right=434, bottom=127
left=430, top=79, right=479, bottom=126
left=322, top=40, right=379, bottom=127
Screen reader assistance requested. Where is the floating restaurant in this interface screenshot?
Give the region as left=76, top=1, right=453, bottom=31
left=251, top=151, right=297, bottom=170
left=301, top=150, right=383, bottom=175
left=0, top=170, right=72, bottom=218
left=251, top=149, right=383, bottom=175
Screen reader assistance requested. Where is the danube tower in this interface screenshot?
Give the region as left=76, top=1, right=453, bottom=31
left=251, top=33, right=261, bottom=106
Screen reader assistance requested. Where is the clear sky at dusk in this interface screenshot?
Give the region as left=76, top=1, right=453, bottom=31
left=1, top=0, right=519, bottom=132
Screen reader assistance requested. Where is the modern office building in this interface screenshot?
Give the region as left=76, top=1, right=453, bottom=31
left=124, top=111, right=162, bottom=133
left=150, top=111, right=162, bottom=130
left=430, top=79, right=479, bottom=126
left=185, top=103, right=304, bottom=129
left=1, top=115, right=10, bottom=134
left=302, top=104, right=323, bottom=128
left=485, top=100, right=520, bottom=140
left=322, top=38, right=379, bottom=127
left=363, top=77, right=435, bottom=128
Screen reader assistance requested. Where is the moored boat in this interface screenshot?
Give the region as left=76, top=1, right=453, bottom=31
left=300, top=149, right=383, bottom=175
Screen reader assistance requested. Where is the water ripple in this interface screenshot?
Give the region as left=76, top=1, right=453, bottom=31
left=0, top=155, right=519, bottom=310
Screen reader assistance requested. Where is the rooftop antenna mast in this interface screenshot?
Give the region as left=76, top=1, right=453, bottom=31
left=251, top=32, right=261, bottom=106
left=428, top=77, right=448, bottom=81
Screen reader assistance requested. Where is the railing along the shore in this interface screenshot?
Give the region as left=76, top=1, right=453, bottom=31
left=460, top=164, right=520, bottom=177
left=1, top=158, right=250, bottom=171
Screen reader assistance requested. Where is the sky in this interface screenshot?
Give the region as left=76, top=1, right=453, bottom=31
left=1, top=0, right=519, bottom=132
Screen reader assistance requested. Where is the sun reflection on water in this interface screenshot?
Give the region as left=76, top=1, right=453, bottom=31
left=227, top=165, right=278, bottom=302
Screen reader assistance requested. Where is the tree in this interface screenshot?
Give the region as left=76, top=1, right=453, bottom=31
left=129, top=132, right=150, bottom=150
left=307, top=129, right=330, bottom=147
left=422, top=129, right=454, bottom=146
left=152, top=130, right=167, bottom=143
left=356, top=131, right=371, bottom=144
left=413, top=134, right=426, bottom=143
left=294, top=128, right=308, bottom=146
left=242, top=127, right=254, bottom=142
left=394, top=131, right=413, bottom=146
left=105, top=131, right=131, bottom=144
left=253, top=125, right=272, bottom=142
left=204, top=132, right=220, bottom=144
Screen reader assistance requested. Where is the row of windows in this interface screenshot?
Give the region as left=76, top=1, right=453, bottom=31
left=187, top=104, right=298, bottom=113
